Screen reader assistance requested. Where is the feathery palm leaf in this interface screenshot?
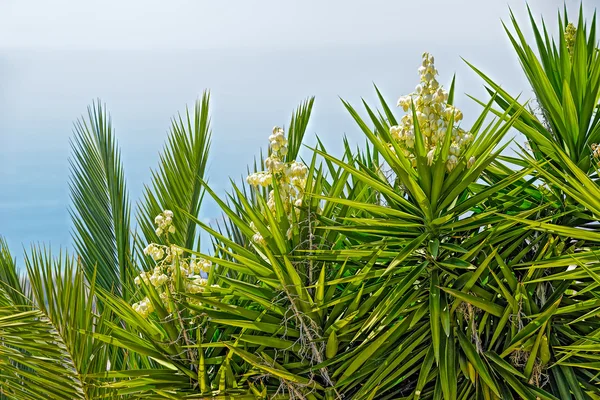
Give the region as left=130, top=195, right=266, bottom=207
left=0, top=243, right=121, bottom=399
left=69, top=101, right=133, bottom=296
left=137, top=92, right=212, bottom=258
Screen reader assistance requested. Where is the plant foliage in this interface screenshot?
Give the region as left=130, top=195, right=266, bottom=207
left=2, top=5, right=600, bottom=400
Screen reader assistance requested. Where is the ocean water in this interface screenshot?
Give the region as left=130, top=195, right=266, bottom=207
left=0, top=43, right=528, bottom=257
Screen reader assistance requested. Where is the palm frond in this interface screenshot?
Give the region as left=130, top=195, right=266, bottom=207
left=136, top=92, right=212, bottom=261
left=0, top=246, right=120, bottom=399
left=0, top=237, right=26, bottom=305
left=69, top=101, right=133, bottom=296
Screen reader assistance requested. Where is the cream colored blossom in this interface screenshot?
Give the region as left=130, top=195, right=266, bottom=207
left=427, top=148, right=435, bottom=166
left=131, top=212, right=221, bottom=317
left=132, top=297, right=154, bottom=318
left=186, top=277, right=208, bottom=294
left=134, top=272, right=150, bottom=286
left=170, top=245, right=183, bottom=257
left=153, top=210, right=176, bottom=236
left=446, top=155, right=458, bottom=172
left=149, top=270, right=168, bottom=287
left=592, top=144, right=600, bottom=159
left=389, top=52, right=473, bottom=172
left=144, top=243, right=164, bottom=261
left=246, top=126, right=311, bottom=244
left=467, top=156, right=476, bottom=169
left=191, top=258, right=212, bottom=274
left=252, top=232, right=266, bottom=246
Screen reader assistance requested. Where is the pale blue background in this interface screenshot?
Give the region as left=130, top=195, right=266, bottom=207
left=0, top=0, right=585, bottom=253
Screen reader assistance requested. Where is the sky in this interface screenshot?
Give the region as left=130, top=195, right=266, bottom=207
left=0, top=0, right=592, bottom=254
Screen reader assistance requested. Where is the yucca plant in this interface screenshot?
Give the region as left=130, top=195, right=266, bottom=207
left=91, top=51, right=570, bottom=399
left=470, top=5, right=600, bottom=174
left=463, top=6, right=600, bottom=398
left=2, top=4, right=600, bottom=400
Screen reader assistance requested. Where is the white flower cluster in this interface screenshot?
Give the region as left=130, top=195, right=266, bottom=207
left=246, top=171, right=272, bottom=187
left=132, top=210, right=218, bottom=317
left=246, top=127, right=309, bottom=243
left=138, top=243, right=212, bottom=285
left=134, top=265, right=169, bottom=287
left=592, top=144, right=600, bottom=160
left=186, top=277, right=208, bottom=294
left=143, top=243, right=164, bottom=261
left=390, top=52, right=475, bottom=172
left=154, top=210, right=176, bottom=236
left=132, top=297, right=154, bottom=318
left=268, top=126, right=289, bottom=157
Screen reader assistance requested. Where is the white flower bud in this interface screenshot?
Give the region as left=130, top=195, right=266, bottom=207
left=427, top=148, right=435, bottom=166
left=454, top=109, right=463, bottom=122
left=449, top=145, right=460, bottom=156
left=467, top=156, right=476, bottom=168
left=446, top=155, right=458, bottom=172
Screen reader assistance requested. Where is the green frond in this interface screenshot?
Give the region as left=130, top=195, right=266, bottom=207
left=137, top=91, right=212, bottom=261
left=0, top=237, right=26, bottom=305
left=69, top=101, right=133, bottom=296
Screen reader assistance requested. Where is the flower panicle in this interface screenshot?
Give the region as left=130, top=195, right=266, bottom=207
left=390, top=52, right=475, bottom=172
left=132, top=210, right=219, bottom=317
left=154, top=209, right=176, bottom=236
left=246, top=127, right=311, bottom=245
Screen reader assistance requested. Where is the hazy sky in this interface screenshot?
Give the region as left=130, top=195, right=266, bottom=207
left=0, top=1, right=570, bottom=50
left=0, top=0, right=592, bottom=252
